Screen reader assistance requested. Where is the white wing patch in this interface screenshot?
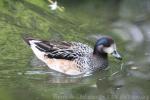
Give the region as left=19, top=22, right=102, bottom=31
left=30, top=40, right=46, bottom=62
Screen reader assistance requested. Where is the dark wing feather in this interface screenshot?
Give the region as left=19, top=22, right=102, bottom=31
left=35, top=41, right=79, bottom=60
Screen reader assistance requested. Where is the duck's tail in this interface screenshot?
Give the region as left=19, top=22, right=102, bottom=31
left=23, top=37, right=33, bottom=45
left=22, top=34, right=38, bottom=46
left=22, top=35, right=46, bottom=61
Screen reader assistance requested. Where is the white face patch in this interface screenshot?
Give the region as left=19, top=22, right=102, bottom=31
left=103, top=43, right=117, bottom=54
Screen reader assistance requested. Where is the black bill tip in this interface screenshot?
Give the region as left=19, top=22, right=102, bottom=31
left=111, top=50, right=122, bottom=60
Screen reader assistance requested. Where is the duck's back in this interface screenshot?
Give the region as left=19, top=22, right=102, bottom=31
left=35, top=40, right=93, bottom=60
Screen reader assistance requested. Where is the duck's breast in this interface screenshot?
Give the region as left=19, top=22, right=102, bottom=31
left=44, top=58, right=83, bottom=75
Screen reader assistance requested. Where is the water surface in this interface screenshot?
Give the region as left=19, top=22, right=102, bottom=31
left=0, top=0, right=149, bottom=100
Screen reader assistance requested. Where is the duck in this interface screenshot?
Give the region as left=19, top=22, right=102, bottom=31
left=23, top=36, right=122, bottom=76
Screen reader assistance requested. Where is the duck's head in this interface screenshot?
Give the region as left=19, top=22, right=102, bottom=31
left=93, top=36, right=122, bottom=60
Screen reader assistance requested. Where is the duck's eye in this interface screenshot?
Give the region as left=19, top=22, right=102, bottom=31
left=100, top=39, right=111, bottom=47
left=103, top=43, right=111, bottom=47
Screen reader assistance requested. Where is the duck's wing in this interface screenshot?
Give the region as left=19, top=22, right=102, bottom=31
left=34, top=40, right=92, bottom=60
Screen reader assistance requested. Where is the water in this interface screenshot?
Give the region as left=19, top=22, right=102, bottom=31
left=0, top=0, right=150, bottom=100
